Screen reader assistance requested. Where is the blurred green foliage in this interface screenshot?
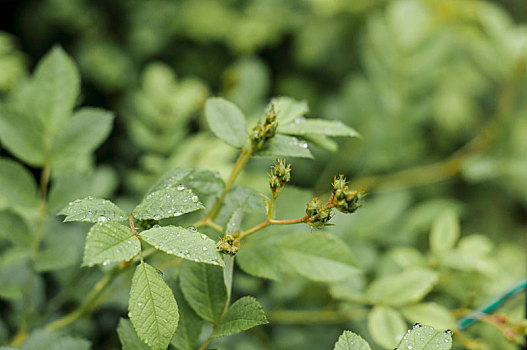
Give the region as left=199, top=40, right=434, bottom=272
left=0, top=0, right=526, bottom=349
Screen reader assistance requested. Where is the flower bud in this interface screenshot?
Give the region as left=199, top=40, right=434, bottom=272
left=331, top=174, right=365, bottom=214
left=268, top=159, right=291, bottom=198
left=216, top=234, right=240, bottom=256
left=306, top=197, right=333, bottom=228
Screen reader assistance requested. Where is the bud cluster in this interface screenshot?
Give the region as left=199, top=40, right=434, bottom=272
left=250, top=104, right=278, bottom=151
left=216, top=234, right=240, bottom=256
left=268, top=159, right=291, bottom=199
left=331, top=174, right=365, bottom=213
left=305, top=198, right=333, bottom=228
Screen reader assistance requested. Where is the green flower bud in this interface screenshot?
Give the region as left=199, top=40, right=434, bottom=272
left=331, top=174, right=365, bottom=214
left=268, top=159, right=291, bottom=198
left=305, top=197, right=333, bottom=228
left=216, top=234, right=240, bottom=256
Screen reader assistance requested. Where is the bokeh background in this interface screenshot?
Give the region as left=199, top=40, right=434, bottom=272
left=0, top=0, right=526, bottom=349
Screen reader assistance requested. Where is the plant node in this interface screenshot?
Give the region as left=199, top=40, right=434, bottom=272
left=216, top=234, right=241, bottom=256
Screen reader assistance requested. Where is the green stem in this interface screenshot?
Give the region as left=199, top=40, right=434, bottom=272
left=197, top=149, right=253, bottom=227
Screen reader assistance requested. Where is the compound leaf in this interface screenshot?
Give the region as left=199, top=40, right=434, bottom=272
left=59, top=197, right=127, bottom=223
left=179, top=261, right=226, bottom=323
left=255, top=134, right=313, bottom=159
left=140, top=226, right=224, bottom=267
left=132, top=187, right=204, bottom=221
left=205, top=97, right=247, bottom=148
left=129, top=262, right=179, bottom=350
left=334, top=330, right=371, bottom=350
left=396, top=325, right=453, bottom=350
left=82, top=222, right=140, bottom=267
left=280, top=232, right=359, bottom=282
left=211, top=296, right=268, bottom=338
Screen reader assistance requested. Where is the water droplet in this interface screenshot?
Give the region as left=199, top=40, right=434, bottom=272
left=177, top=185, right=185, bottom=190
left=202, top=247, right=208, bottom=251
left=445, top=329, right=453, bottom=335
left=102, top=259, right=110, bottom=266
left=97, top=216, right=108, bottom=223
left=137, top=302, right=143, bottom=306
left=191, top=195, right=199, bottom=203
left=174, top=211, right=182, bottom=216
left=154, top=215, right=161, bottom=220
left=68, top=202, right=73, bottom=206
left=444, top=339, right=450, bottom=342
left=88, top=211, right=93, bottom=215
left=128, top=312, right=132, bottom=317
left=300, top=142, right=308, bottom=148
left=188, top=226, right=197, bottom=232
left=408, top=346, right=413, bottom=350
left=153, top=224, right=160, bottom=228
left=413, top=323, right=422, bottom=329
left=86, top=196, right=94, bottom=200
left=293, top=116, right=304, bottom=124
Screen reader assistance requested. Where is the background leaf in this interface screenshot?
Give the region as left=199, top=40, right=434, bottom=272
left=179, top=260, right=226, bottom=323
left=129, top=262, right=179, bottom=350
left=367, top=305, right=407, bottom=349
left=279, top=232, right=359, bottom=281
left=333, top=330, right=371, bottom=350
left=401, top=303, right=456, bottom=330
left=171, top=284, right=203, bottom=350
left=0, top=158, right=38, bottom=208
left=132, top=187, right=204, bottom=220
left=211, top=296, right=268, bottom=338
left=117, top=318, right=149, bottom=350
left=29, top=46, right=79, bottom=131
left=205, top=97, right=247, bottom=148
left=82, top=222, right=141, bottom=267
left=59, top=197, right=127, bottom=223
left=140, top=226, right=224, bottom=266
left=365, top=268, right=438, bottom=306
left=430, top=210, right=460, bottom=258
left=271, top=97, right=309, bottom=124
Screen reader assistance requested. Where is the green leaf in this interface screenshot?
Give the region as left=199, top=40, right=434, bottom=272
left=255, top=134, right=313, bottom=158
left=211, top=296, right=268, bottom=338
left=147, top=168, right=195, bottom=194
left=430, top=210, right=460, bottom=257
left=396, top=325, right=453, bottom=350
left=280, top=118, right=359, bottom=138
left=35, top=244, right=77, bottom=272
left=279, top=232, right=359, bottom=282
left=365, top=268, right=438, bottom=306
left=117, top=318, right=149, bottom=350
left=215, top=186, right=265, bottom=225
left=129, top=262, right=179, bottom=350
left=132, top=187, right=204, bottom=220
left=368, top=305, right=407, bottom=349
left=171, top=285, right=203, bottom=350
left=20, top=329, right=90, bottom=350
left=205, top=97, right=247, bottom=148
left=0, top=105, right=45, bottom=166
left=30, top=46, right=79, bottom=131
left=333, top=330, right=371, bottom=350
left=59, top=197, right=127, bottom=223
left=82, top=222, right=141, bottom=267
left=51, top=107, right=113, bottom=162
left=0, top=158, right=38, bottom=208
left=179, top=260, right=226, bottom=323
left=303, top=134, right=338, bottom=152
left=271, top=97, right=309, bottom=124
left=236, top=244, right=281, bottom=281
left=401, top=303, right=456, bottom=330
left=140, top=226, right=224, bottom=266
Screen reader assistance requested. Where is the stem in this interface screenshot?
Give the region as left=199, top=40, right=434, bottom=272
left=237, top=215, right=309, bottom=241
left=197, top=149, right=253, bottom=227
